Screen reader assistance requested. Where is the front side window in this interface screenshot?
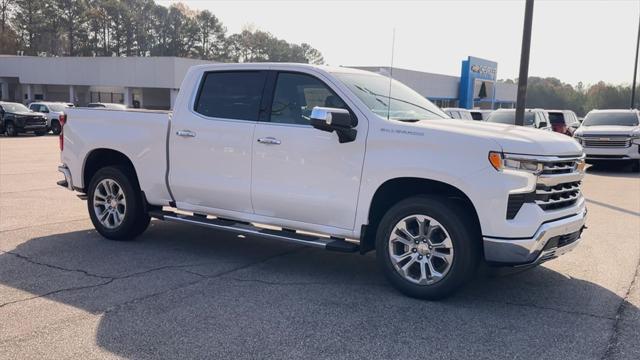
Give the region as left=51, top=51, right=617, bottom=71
left=333, top=72, right=447, bottom=122
left=195, top=71, right=266, bottom=121
left=269, top=72, right=347, bottom=125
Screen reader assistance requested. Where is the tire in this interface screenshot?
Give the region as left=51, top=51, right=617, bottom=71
left=375, top=195, right=479, bottom=300
left=87, top=166, right=150, bottom=241
left=4, top=121, right=17, bottom=137
left=50, top=120, right=61, bottom=135
left=632, top=160, right=640, bottom=173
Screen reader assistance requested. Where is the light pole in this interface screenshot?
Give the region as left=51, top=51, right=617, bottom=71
left=515, top=0, right=534, bottom=126
left=631, top=12, right=640, bottom=109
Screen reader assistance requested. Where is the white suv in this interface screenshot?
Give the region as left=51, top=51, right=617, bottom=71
left=574, top=109, right=640, bottom=170
left=28, top=102, right=70, bottom=135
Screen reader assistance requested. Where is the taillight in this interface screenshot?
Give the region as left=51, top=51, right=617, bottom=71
left=59, top=114, right=66, bottom=151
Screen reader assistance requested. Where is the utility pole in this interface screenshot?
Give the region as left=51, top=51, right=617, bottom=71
left=631, top=12, right=640, bottom=109
left=515, top=0, right=534, bottom=126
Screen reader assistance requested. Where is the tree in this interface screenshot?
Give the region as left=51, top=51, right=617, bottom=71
left=301, top=43, right=324, bottom=65
left=12, top=0, right=44, bottom=55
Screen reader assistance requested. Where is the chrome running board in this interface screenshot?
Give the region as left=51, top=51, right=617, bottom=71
left=148, top=210, right=359, bottom=253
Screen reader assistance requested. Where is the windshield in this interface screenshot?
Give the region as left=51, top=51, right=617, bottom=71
left=1, top=103, right=30, bottom=113
left=48, top=104, right=67, bottom=112
left=583, top=112, right=639, bottom=126
left=333, top=72, right=447, bottom=121
left=487, top=111, right=535, bottom=126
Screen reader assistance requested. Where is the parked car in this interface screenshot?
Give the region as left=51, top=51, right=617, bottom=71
left=443, top=107, right=474, bottom=120
left=487, top=108, right=552, bottom=131
left=86, top=102, right=127, bottom=110
left=28, top=101, right=71, bottom=135
left=469, top=109, right=493, bottom=121
left=58, top=63, right=587, bottom=299
left=547, top=109, right=580, bottom=136
left=573, top=109, right=640, bottom=170
left=0, top=101, right=48, bottom=136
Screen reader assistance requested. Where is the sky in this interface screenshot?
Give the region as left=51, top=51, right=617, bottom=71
left=156, top=0, right=640, bottom=86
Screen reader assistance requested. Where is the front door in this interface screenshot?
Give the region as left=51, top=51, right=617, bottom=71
left=169, top=70, right=267, bottom=214
left=251, top=70, right=367, bottom=230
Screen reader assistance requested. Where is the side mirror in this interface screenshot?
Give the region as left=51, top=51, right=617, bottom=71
left=310, top=106, right=357, bottom=143
left=538, top=121, right=548, bottom=128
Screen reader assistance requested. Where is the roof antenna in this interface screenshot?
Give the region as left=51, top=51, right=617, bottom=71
left=387, top=28, right=396, bottom=121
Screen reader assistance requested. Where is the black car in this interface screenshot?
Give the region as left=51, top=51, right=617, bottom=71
left=0, top=102, right=48, bottom=136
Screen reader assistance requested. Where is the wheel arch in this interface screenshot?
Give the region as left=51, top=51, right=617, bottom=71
left=361, top=177, right=482, bottom=254
left=82, top=148, right=141, bottom=193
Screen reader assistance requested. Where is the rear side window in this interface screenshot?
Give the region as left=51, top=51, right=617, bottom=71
left=195, top=71, right=266, bottom=121
left=470, top=112, right=483, bottom=120
left=548, top=112, right=565, bottom=125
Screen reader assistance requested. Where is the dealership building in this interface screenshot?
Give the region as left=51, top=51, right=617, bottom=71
left=0, top=55, right=516, bottom=110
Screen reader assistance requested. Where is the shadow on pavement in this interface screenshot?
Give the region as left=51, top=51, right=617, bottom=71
left=0, top=221, right=636, bottom=359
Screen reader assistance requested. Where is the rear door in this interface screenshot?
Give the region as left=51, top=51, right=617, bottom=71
left=250, top=70, right=367, bottom=230
left=168, top=70, right=267, bottom=214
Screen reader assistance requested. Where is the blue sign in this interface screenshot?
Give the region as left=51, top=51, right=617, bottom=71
left=459, top=56, right=498, bottom=109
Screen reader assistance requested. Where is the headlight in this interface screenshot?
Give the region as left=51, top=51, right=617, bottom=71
left=632, top=137, right=640, bottom=145
left=574, top=136, right=583, bottom=145
left=488, top=152, right=542, bottom=173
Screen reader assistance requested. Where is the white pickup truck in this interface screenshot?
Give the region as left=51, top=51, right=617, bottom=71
left=58, top=63, right=587, bottom=299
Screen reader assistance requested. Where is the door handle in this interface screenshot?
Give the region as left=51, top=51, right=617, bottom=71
left=176, top=130, right=196, bottom=138
left=257, top=137, right=281, bottom=145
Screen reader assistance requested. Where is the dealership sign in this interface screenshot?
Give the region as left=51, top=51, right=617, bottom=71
left=459, top=56, right=498, bottom=108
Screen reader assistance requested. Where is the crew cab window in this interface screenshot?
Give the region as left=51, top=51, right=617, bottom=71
left=195, top=71, right=266, bottom=121
left=270, top=72, right=347, bottom=125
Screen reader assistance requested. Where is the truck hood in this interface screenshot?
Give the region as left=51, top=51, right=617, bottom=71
left=416, top=119, right=583, bottom=156
left=576, top=125, right=640, bottom=136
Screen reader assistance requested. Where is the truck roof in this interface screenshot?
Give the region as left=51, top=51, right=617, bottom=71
left=189, top=62, right=377, bottom=76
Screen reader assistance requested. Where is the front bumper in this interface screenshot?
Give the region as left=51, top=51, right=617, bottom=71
left=483, top=207, right=587, bottom=266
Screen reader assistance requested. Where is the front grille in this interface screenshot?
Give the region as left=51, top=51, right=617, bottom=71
left=505, top=156, right=584, bottom=219
left=535, top=181, right=581, bottom=211
left=583, top=136, right=631, bottom=148
left=541, top=160, right=576, bottom=174
left=22, top=116, right=46, bottom=126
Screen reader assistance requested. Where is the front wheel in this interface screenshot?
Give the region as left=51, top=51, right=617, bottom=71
left=4, top=122, right=17, bottom=137
left=376, top=195, right=479, bottom=300
left=87, top=166, right=150, bottom=241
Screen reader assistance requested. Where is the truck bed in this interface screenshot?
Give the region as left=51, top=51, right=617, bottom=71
left=62, top=107, right=173, bottom=205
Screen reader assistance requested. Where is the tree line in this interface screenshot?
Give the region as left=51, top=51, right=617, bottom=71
left=0, top=0, right=324, bottom=64
left=501, top=77, right=638, bottom=116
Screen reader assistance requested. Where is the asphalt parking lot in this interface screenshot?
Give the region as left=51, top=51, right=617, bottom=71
left=1, top=135, right=639, bottom=359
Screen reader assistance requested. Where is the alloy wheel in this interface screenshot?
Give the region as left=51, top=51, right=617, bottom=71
left=388, top=214, right=454, bottom=285
left=93, top=178, right=127, bottom=229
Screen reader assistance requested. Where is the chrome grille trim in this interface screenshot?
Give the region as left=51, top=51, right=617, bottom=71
left=582, top=136, right=632, bottom=148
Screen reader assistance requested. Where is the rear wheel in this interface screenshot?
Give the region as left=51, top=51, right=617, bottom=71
left=87, top=166, right=150, bottom=241
left=50, top=120, right=61, bottom=135
left=4, top=121, right=17, bottom=137
left=376, top=195, right=479, bottom=300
